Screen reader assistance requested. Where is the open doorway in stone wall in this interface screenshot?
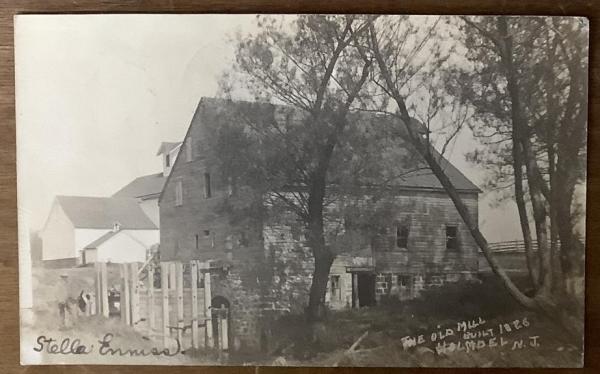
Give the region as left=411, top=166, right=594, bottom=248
left=211, top=295, right=231, bottom=351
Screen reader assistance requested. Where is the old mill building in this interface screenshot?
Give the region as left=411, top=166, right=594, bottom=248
left=158, top=97, right=481, bottom=350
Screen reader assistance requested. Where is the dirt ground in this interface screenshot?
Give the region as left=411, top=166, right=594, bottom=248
left=21, top=266, right=583, bottom=367
left=265, top=308, right=583, bottom=367
left=22, top=265, right=215, bottom=365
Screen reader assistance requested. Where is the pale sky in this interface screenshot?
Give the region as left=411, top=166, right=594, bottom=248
left=15, top=14, right=525, bottom=241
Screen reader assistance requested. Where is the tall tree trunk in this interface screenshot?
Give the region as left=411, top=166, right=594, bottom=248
left=513, top=138, right=539, bottom=290
left=305, top=162, right=336, bottom=322
left=548, top=145, right=565, bottom=295
left=305, top=204, right=335, bottom=322
left=553, top=48, right=587, bottom=291
left=496, top=17, right=553, bottom=295
left=306, top=245, right=335, bottom=321
left=368, top=21, right=537, bottom=309
left=302, top=44, right=372, bottom=322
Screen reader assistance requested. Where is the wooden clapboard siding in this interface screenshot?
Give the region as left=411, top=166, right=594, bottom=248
left=371, top=190, right=479, bottom=274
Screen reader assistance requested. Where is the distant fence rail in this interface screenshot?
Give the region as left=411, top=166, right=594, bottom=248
left=484, top=239, right=574, bottom=253
left=479, top=240, right=550, bottom=274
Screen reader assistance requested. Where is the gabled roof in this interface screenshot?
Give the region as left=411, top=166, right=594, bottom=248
left=156, top=142, right=182, bottom=156
left=84, top=230, right=118, bottom=249
left=56, top=196, right=157, bottom=230
left=161, top=97, right=480, bottom=201
left=113, top=172, right=166, bottom=199
left=393, top=153, right=480, bottom=192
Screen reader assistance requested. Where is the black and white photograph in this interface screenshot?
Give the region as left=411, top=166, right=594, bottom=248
left=16, top=14, right=588, bottom=366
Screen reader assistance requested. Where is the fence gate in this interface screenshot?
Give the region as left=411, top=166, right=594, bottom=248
left=94, top=260, right=228, bottom=352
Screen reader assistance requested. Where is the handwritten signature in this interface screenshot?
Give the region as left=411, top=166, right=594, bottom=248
left=33, top=333, right=183, bottom=357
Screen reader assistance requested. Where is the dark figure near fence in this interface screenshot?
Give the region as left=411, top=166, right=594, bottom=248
left=108, top=287, right=121, bottom=316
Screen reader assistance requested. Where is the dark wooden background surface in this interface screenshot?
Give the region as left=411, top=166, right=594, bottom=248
left=0, top=1, right=597, bottom=373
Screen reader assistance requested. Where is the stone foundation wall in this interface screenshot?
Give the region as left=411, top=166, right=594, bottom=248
left=374, top=271, right=477, bottom=302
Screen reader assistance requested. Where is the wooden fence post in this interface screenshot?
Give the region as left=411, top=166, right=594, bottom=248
left=148, top=264, right=155, bottom=331
left=99, top=262, right=109, bottom=318
left=203, top=267, right=213, bottom=348
left=221, top=311, right=229, bottom=351
left=130, top=262, right=140, bottom=327
left=217, top=311, right=224, bottom=351
left=190, top=260, right=199, bottom=350
left=120, top=263, right=131, bottom=325
left=89, top=292, right=96, bottom=316
left=169, top=262, right=176, bottom=290
left=95, top=262, right=101, bottom=315
left=175, top=262, right=184, bottom=346
left=352, top=273, right=359, bottom=309
left=161, top=262, right=170, bottom=348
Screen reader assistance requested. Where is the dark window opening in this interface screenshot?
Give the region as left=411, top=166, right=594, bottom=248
left=195, top=234, right=199, bottom=250
left=204, top=172, right=212, bottom=198
left=396, top=225, right=409, bottom=249
left=398, top=275, right=411, bottom=287
left=330, top=275, right=341, bottom=301
left=203, top=230, right=211, bottom=238
left=166, top=154, right=171, bottom=167
left=238, top=231, right=248, bottom=247
left=344, top=216, right=355, bottom=231
left=446, top=225, right=459, bottom=251
left=356, top=273, right=376, bottom=307
left=290, top=223, right=301, bottom=241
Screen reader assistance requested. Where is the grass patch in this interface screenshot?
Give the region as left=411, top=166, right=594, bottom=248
left=265, top=276, right=582, bottom=367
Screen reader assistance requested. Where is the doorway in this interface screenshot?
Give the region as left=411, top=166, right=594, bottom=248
left=357, top=273, right=376, bottom=307
left=211, top=296, right=231, bottom=350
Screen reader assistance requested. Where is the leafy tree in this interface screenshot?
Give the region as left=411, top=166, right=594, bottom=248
left=365, top=16, right=586, bottom=337
left=218, top=15, right=376, bottom=321
left=217, top=15, right=475, bottom=322
left=455, top=16, right=587, bottom=297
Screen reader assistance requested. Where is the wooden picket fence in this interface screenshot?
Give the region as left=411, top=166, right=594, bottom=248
left=94, top=260, right=229, bottom=352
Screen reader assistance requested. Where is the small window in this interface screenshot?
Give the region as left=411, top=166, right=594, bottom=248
left=290, top=223, right=301, bottom=241
left=203, top=230, right=210, bottom=238
left=398, top=275, right=411, bottom=287
left=330, top=275, right=341, bottom=301
left=446, top=225, right=458, bottom=251
left=185, top=138, right=193, bottom=162
left=166, top=154, right=171, bottom=167
left=195, top=234, right=199, bottom=250
left=238, top=231, right=248, bottom=247
left=204, top=172, right=212, bottom=198
left=396, top=225, right=409, bottom=249
left=175, top=180, right=183, bottom=206
left=344, top=216, right=355, bottom=231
